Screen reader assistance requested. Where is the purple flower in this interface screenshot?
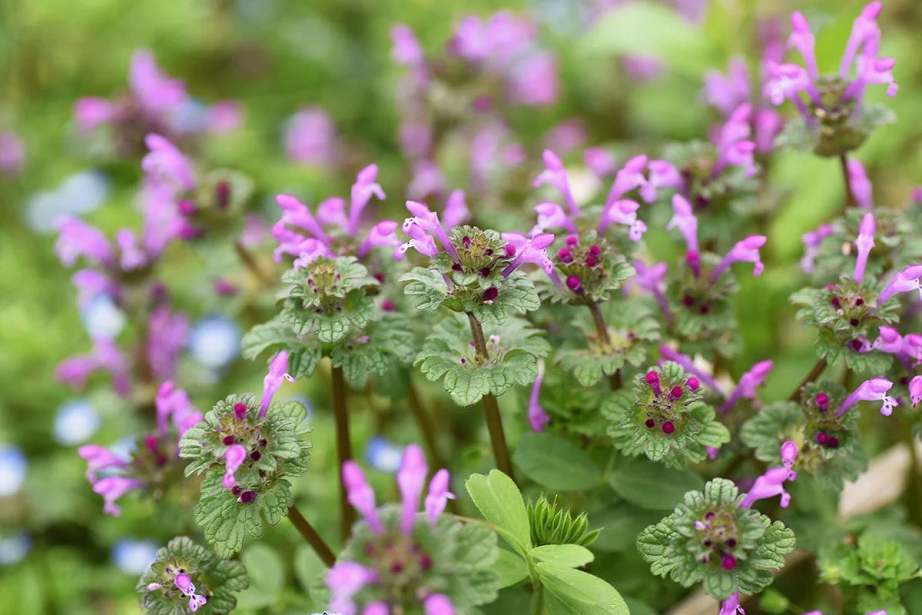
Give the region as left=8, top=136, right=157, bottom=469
left=284, top=107, right=340, bottom=167
left=640, top=159, right=682, bottom=203
left=348, top=164, right=387, bottom=237
left=397, top=444, right=428, bottom=535
left=800, top=224, right=834, bottom=273
left=78, top=444, right=129, bottom=481
left=533, top=202, right=577, bottom=235
left=205, top=100, right=242, bottom=134
left=142, top=134, right=196, bottom=194
left=666, top=194, right=699, bottom=253
left=74, top=98, right=114, bottom=133
left=343, top=460, right=383, bottom=533
left=147, top=306, right=188, bottom=381
left=838, top=377, right=897, bottom=416
left=703, top=58, right=751, bottom=116
left=442, top=190, right=471, bottom=230
left=259, top=351, right=294, bottom=418
left=721, top=360, right=773, bottom=413
left=424, top=469, right=456, bottom=525
left=155, top=381, right=201, bottom=440
left=604, top=154, right=648, bottom=207
left=527, top=361, right=551, bottom=432
left=55, top=216, right=115, bottom=268
left=508, top=51, right=559, bottom=107
left=424, top=594, right=456, bottom=615
left=500, top=232, right=556, bottom=277
left=534, top=149, right=579, bottom=217
left=870, top=325, right=903, bottom=354
left=584, top=148, right=618, bottom=178
left=598, top=198, right=646, bottom=241
left=56, top=338, right=132, bottom=397
left=718, top=590, right=745, bottom=615
left=328, top=562, right=378, bottom=615
left=853, top=212, right=875, bottom=283
left=848, top=159, right=874, bottom=208
left=401, top=200, right=459, bottom=262
left=625, top=261, right=671, bottom=320
left=754, top=108, right=784, bottom=155
left=710, top=235, right=767, bottom=282
left=0, top=131, right=25, bottom=176
left=93, top=476, right=144, bottom=516
left=221, top=445, right=247, bottom=490
left=174, top=573, right=208, bottom=612
left=877, top=264, right=922, bottom=305
left=658, top=345, right=724, bottom=396
left=740, top=440, right=798, bottom=508
left=129, top=50, right=187, bottom=114
left=391, top=24, right=425, bottom=69
left=543, top=119, right=586, bottom=155
left=909, top=375, right=922, bottom=407
left=408, top=160, right=447, bottom=200
left=713, top=104, right=757, bottom=176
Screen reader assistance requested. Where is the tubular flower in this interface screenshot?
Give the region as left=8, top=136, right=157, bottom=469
left=500, top=232, right=555, bottom=277
left=343, top=460, right=383, bottom=533
left=721, top=360, right=773, bottom=413
left=658, top=345, right=724, bottom=396
left=703, top=57, right=751, bottom=116
left=710, top=235, right=767, bottom=281
left=527, top=360, right=551, bottom=432
left=534, top=149, right=579, bottom=216
left=852, top=212, right=875, bottom=283
left=877, top=264, right=922, bottom=305
left=740, top=441, right=798, bottom=508
left=909, top=375, right=922, bottom=407
left=401, top=200, right=459, bottom=262
left=848, top=159, right=874, bottom=208
left=626, top=261, right=672, bottom=320
left=838, top=377, right=898, bottom=417
left=800, top=224, right=834, bottom=273
left=713, top=104, right=757, bottom=177
left=666, top=194, right=699, bottom=253
left=259, top=351, right=294, bottom=418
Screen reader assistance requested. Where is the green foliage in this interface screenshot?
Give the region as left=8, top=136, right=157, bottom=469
left=637, top=479, right=795, bottom=600
left=137, top=536, right=249, bottom=615
left=609, top=460, right=704, bottom=511
left=514, top=433, right=601, bottom=492
left=415, top=315, right=550, bottom=406
left=527, top=496, right=601, bottom=548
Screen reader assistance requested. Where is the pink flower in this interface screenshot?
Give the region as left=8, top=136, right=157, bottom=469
left=73, top=98, right=114, bottom=133
left=348, top=164, right=387, bottom=237
left=789, top=12, right=818, bottom=78
left=397, top=445, right=428, bottom=535
left=328, top=562, right=378, bottom=615
left=877, top=264, right=922, bottom=305
left=666, top=194, right=699, bottom=253
left=848, top=159, right=874, bottom=208
left=640, top=160, right=682, bottom=203
left=534, top=149, right=579, bottom=217
left=840, top=2, right=883, bottom=78
left=284, top=107, right=339, bottom=166
left=442, top=190, right=471, bottom=230
left=343, top=460, right=383, bottom=533
left=129, top=50, right=187, bottom=114
left=703, top=58, right=751, bottom=116
left=533, top=202, right=577, bottom=235
left=0, top=131, right=25, bottom=176
left=391, top=24, right=425, bottom=68
left=500, top=232, right=556, bottom=277
left=740, top=441, right=798, bottom=508
left=424, top=594, right=456, bottom=615
left=853, top=213, right=875, bottom=283
left=508, top=51, right=559, bottom=107
left=93, top=476, right=144, bottom=516
left=56, top=338, right=132, bottom=397
left=424, top=469, right=456, bottom=525
left=78, top=445, right=129, bottom=481
left=147, top=307, right=189, bottom=381
left=142, top=134, right=196, bottom=194
left=604, top=154, right=648, bottom=207
left=222, top=445, right=247, bottom=489
left=174, top=573, right=208, bottom=612
left=598, top=198, right=646, bottom=241
left=710, top=235, right=767, bottom=281
left=55, top=216, right=115, bottom=268
left=800, top=224, right=834, bottom=273
left=838, top=377, right=897, bottom=417
left=402, top=200, right=458, bottom=261
left=718, top=590, right=745, bottom=615
left=527, top=361, right=551, bottom=432
left=584, top=148, right=618, bottom=178
left=259, top=351, right=294, bottom=418
left=408, top=160, right=447, bottom=200
left=909, top=375, right=922, bottom=407
left=205, top=100, right=243, bottom=134
left=626, top=261, right=671, bottom=320
left=721, top=360, right=773, bottom=413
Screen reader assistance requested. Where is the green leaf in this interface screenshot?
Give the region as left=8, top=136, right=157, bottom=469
left=580, top=1, right=717, bottom=77
left=703, top=570, right=737, bottom=600
left=513, top=433, right=601, bottom=492
left=537, top=563, right=630, bottom=615
left=400, top=266, right=449, bottom=310
left=240, top=318, right=302, bottom=360
left=241, top=544, right=284, bottom=597
left=287, top=346, right=322, bottom=378
left=495, top=549, right=530, bottom=588
left=532, top=544, right=595, bottom=569
left=609, top=460, right=704, bottom=510
left=466, top=470, right=533, bottom=555
left=293, top=544, right=327, bottom=598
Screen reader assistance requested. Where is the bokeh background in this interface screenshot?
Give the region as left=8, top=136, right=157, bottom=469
left=1, top=0, right=922, bottom=612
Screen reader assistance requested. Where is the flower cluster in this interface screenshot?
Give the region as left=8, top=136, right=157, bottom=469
left=325, top=445, right=499, bottom=615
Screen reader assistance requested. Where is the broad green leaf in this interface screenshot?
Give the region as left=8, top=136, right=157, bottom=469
left=609, top=460, right=704, bottom=510
left=537, top=563, right=630, bottom=615
left=495, top=549, right=530, bottom=588
left=294, top=544, right=327, bottom=598
left=532, top=544, right=595, bottom=569
left=514, top=433, right=601, bottom=492
left=466, top=470, right=533, bottom=555
left=241, top=543, right=284, bottom=597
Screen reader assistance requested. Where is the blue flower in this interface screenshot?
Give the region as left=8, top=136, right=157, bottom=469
left=365, top=436, right=404, bottom=474
left=80, top=294, right=127, bottom=340
left=187, top=315, right=242, bottom=369
left=0, top=533, right=32, bottom=565
left=24, top=170, right=110, bottom=234
left=0, top=445, right=27, bottom=497
left=111, top=539, right=160, bottom=575
left=53, top=399, right=101, bottom=446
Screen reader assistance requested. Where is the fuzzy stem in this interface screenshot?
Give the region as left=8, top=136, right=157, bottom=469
left=587, top=302, right=620, bottom=391
left=287, top=506, right=336, bottom=567
left=467, top=312, right=515, bottom=480
left=234, top=240, right=273, bottom=287
left=408, top=381, right=446, bottom=470
left=331, top=364, right=356, bottom=541
left=839, top=154, right=857, bottom=208
left=788, top=357, right=828, bottom=402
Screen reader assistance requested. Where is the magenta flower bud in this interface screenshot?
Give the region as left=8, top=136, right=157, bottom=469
left=828, top=437, right=840, bottom=448
left=588, top=245, right=601, bottom=257
left=853, top=212, right=876, bottom=283
left=259, top=351, right=294, bottom=418
left=909, top=376, right=922, bottom=407
left=645, top=371, right=662, bottom=395
left=565, top=275, right=582, bottom=292
left=397, top=445, right=428, bottom=535
left=670, top=386, right=684, bottom=400
left=424, top=594, right=456, bottom=615
left=233, top=402, right=248, bottom=421
left=711, top=235, right=767, bottom=281
left=667, top=194, right=699, bottom=253
left=214, top=278, right=238, bottom=296
left=877, top=264, right=922, bottom=306
left=686, top=377, right=700, bottom=391
left=424, top=469, right=456, bottom=526
left=239, top=490, right=257, bottom=503
left=720, top=554, right=737, bottom=571
left=343, top=460, right=383, bottom=533
left=661, top=421, right=675, bottom=434
left=816, top=392, right=829, bottom=411
left=781, top=441, right=798, bottom=468
left=585, top=255, right=598, bottom=267
left=483, top=287, right=499, bottom=301
left=565, top=234, right=578, bottom=246
left=178, top=200, right=196, bottom=216
left=504, top=243, right=516, bottom=257
left=557, top=247, right=573, bottom=263
left=816, top=432, right=829, bottom=445
left=645, top=418, right=655, bottom=428
left=838, top=377, right=898, bottom=417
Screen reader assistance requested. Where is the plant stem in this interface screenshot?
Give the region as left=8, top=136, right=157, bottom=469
left=467, top=313, right=515, bottom=480
left=587, top=302, right=620, bottom=391
left=407, top=381, right=446, bottom=470
left=531, top=585, right=545, bottom=615
left=287, top=506, right=336, bottom=567
left=788, top=357, right=828, bottom=402
left=839, top=154, right=857, bottom=208
left=234, top=240, right=273, bottom=287
left=331, top=364, right=356, bottom=541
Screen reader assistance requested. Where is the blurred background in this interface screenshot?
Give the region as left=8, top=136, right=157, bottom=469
left=1, top=0, right=922, bottom=612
